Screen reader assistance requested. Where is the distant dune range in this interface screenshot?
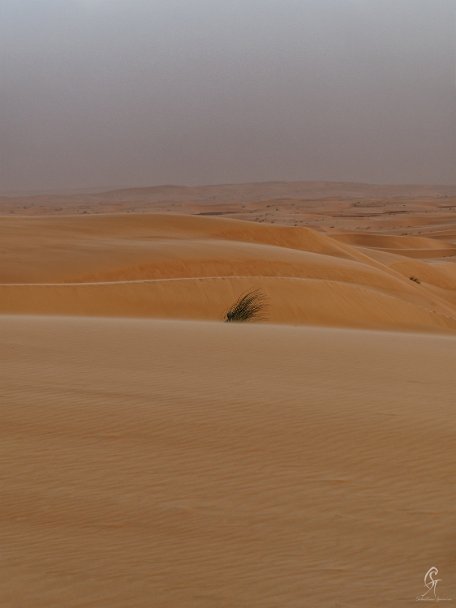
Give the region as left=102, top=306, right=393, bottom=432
left=2, top=181, right=456, bottom=235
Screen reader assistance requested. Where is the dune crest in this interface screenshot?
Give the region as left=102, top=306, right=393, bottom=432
left=1, top=212, right=455, bottom=332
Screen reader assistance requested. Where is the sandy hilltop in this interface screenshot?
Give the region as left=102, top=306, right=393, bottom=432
left=1, top=181, right=456, bottom=332
left=1, top=181, right=456, bottom=607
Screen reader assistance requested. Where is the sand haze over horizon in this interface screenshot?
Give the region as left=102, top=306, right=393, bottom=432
left=1, top=0, right=455, bottom=191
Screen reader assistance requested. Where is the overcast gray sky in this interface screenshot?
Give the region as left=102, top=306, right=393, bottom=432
left=0, top=0, right=455, bottom=192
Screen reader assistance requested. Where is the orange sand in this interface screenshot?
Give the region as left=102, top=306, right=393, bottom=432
left=1, top=211, right=456, bottom=332
left=1, top=182, right=456, bottom=606
left=1, top=316, right=455, bottom=607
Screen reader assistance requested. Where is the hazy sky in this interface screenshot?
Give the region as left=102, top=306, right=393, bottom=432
left=1, top=0, right=455, bottom=192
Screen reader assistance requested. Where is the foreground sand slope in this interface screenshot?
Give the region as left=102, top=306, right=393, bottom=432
left=1, top=213, right=456, bottom=332
left=1, top=315, right=455, bottom=607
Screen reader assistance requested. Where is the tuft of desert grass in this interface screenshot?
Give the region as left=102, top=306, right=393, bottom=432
left=224, top=289, right=267, bottom=322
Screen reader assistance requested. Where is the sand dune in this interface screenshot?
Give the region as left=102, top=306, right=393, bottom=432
left=3, top=276, right=456, bottom=332
left=2, top=184, right=456, bottom=606
left=1, top=213, right=456, bottom=332
left=1, top=315, right=455, bottom=607
left=333, top=232, right=456, bottom=252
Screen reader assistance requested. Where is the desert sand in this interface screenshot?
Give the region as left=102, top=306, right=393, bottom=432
left=1, top=182, right=456, bottom=606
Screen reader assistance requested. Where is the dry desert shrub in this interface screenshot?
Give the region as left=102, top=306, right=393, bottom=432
left=224, top=289, right=267, bottom=322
